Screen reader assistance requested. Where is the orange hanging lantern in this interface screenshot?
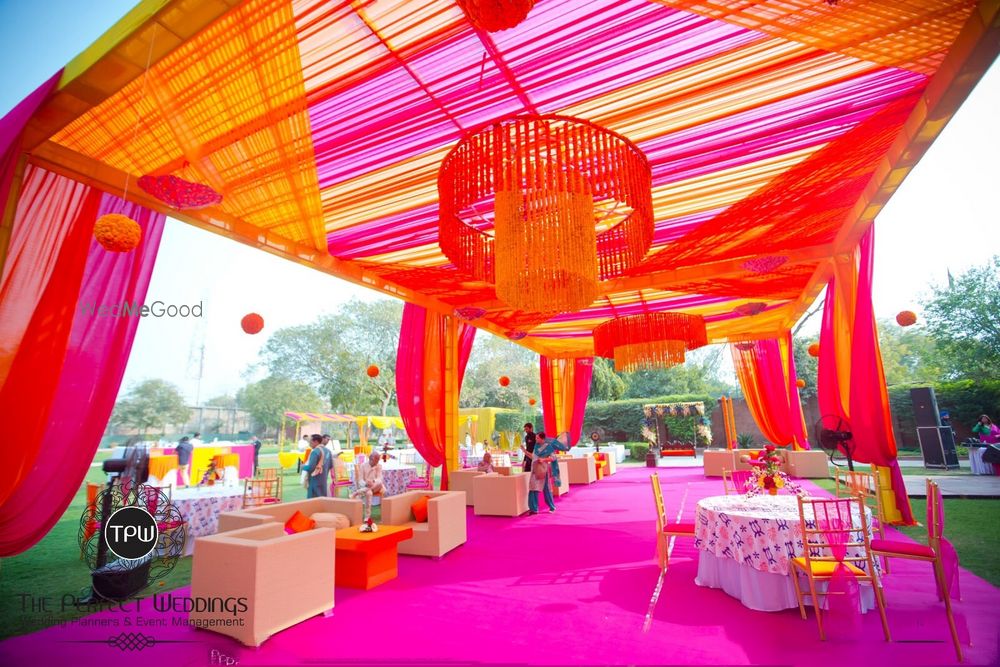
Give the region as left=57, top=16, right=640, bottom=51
left=896, top=310, right=917, bottom=327
left=456, top=0, right=535, bottom=32
left=499, top=376, right=511, bottom=387
left=593, top=312, right=707, bottom=372
left=796, top=379, right=806, bottom=389
left=807, top=343, right=820, bottom=357
left=528, top=398, right=536, bottom=406
left=366, top=365, right=380, bottom=378
left=241, top=313, right=264, bottom=335
left=93, top=213, right=141, bottom=252
left=439, top=114, right=653, bottom=315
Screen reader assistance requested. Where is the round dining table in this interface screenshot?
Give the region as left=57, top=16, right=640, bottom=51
left=693, top=494, right=880, bottom=612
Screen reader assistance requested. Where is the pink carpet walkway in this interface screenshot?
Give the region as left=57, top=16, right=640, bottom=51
left=1, top=467, right=996, bottom=665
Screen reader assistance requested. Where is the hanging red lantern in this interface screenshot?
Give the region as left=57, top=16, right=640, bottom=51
left=896, top=310, right=917, bottom=327
left=795, top=379, right=806, bottom=389
left=367, top=365, right=380, bottom=378
left=528, top=398, right=536, bottom=406
left=94, top=213, right=141, bottom=252
left=807, top=343, right=820, bottom=358
left=240, top=313, right=264, bottom=334
left=456, top=0, right=536, bottom=32
left=499, top=376, right=511, bottom=387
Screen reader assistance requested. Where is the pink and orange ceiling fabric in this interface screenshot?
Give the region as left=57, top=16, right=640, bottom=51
left=16, top=0, right=995, bottom=356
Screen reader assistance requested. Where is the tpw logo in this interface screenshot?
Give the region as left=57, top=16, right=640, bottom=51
left=104, top=506, right=159, bottom=560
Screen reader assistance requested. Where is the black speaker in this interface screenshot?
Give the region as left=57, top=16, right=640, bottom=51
left=917, top=426, right=960, bottom=469
left=910, top=387, right=941, bottom=428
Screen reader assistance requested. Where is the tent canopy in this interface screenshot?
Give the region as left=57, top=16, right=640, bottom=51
left=16, top=0, right=997, bottom=355
left=284, top=411, right=355, bottom=423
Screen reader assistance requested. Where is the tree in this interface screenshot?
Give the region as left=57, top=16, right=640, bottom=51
left=922, top=256, right=1000, bottom=380
left=461, top=333, right=540, bottom=408
left=112, top=379, right=190, bottom=435
left=237, top=376, right=323, bottom=438
left=619, top=346, right=733, bottom=399
left=876, top=319, right=945, bottom=385
left=205, top=394, right=237, bottom=408
left=793, top=337, right=818, bottom=399
left=589, top=357, right=627, bottom=401
left=258, top=299, right=403, bottom=415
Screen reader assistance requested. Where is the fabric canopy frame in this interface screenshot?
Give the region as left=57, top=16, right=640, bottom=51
left=5, top=0, right=996, bottom=358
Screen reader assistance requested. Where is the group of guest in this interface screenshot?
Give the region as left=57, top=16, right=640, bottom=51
left=300, top=435, right=384, bottom=520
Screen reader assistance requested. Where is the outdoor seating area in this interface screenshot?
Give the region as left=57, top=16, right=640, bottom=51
left=0, top=0, right=997, bottom=665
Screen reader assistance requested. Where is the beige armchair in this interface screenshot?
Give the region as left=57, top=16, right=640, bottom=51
left=473, top=472, right=529, bottom=517
left=217, top=497, right=363, bottom=533
left=189, top=523, right=335, bottom=646
left=702, top=449, right=736, bottom=477
left=381, top=490, right=467, bottom=557
left=785, top=450, right=830, bottom=478
left=565, top=456, right=597, bottom=484
left=448, top=469, right=485, bottom=505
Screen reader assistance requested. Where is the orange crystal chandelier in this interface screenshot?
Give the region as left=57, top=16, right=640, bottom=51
left=439, top=114, right=653, bottom=314
left=593, top=312, right=708, bottom=372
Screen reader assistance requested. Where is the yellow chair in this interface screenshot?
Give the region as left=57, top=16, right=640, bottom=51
left=870, top=479, right=963, bottom=662
left=722, top=469, right=753, bottom=495
left=790, top=494, right=890, bottom=642
left=650, top=474, right=695, bottom=573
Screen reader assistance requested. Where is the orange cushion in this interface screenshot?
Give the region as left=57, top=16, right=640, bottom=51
left=284, top=510, right=315, bottom=534
left=871, top=538, right=935, bottom=559
left=791, top=557, right=866, bottom=576
left=411, top=495, right=431, bottom=523
left=664, top=522, right=696, bottom=535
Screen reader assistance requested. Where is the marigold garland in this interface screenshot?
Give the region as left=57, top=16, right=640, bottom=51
left=593, top=312, right=707, bottom=372
left=93, top=213, right=142, bottom=252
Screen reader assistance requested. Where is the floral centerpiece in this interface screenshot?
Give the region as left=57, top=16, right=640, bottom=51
left=740, top=444, right=803, bottom=497
left=359, top=517, right=379, bottom=533
left=199, top=459, right=222, bottom=486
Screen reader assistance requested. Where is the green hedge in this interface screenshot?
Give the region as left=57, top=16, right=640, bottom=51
left=624, top=442, right=650, bottom=461
left=584, top=394, right=715, bottom=443
left=888, top=380, right=1000, bottom=448
left=495, top=410, right=543, bottom=434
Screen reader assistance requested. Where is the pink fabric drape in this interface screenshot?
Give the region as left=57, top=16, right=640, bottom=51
left=539, top=357, right=593, bottom=446
left=0, top=192, right=164, bottom=555
left=0, top=167, right=101, bottom=510
left=818, top=227, right=914, bottom=524
left=731, top=332, right=809, bottom=448
left=396, top=304, right=475, bottom=489
left=0, top=72, right=61, bottom=218
left=815, top=499, right=862, bottom=638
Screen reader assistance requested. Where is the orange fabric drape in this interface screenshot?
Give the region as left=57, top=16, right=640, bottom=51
left=539, top=357, right=594, bottom=445
left=731, top=331, right=809, bottom=449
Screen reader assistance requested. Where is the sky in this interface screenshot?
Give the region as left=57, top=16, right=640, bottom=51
left=1, top=1, right=997, bottom=403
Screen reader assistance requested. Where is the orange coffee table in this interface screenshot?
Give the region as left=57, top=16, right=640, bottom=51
left=334, top=524, right=414, bottom=590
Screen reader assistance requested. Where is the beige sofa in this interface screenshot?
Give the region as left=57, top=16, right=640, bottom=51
left=473, top=472, right=529, bottom=516
left=703, top=449, right=736, bottom=477
left=217, top=497, right=364, bottom=533
left=565, top=456, right=597, bottom=484
left=785, top=450, right=830, bottom=478
left=381, top=490, right=467, bottom=557
left=448, top=469, right=485, bottom=505
left=190, top=523, right=335, bottom=646
left=554, top=460, right=569, bottom=496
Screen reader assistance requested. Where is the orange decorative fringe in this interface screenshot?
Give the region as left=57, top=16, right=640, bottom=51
left=593, top=312, right=708, bottom=372
left=93, top=214, right=141, bottom=252
left=439, top=114, right=653, bottom=315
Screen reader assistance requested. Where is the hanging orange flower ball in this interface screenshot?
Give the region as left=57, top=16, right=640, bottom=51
left=93, top=213, right=141, bottom=252
left=896, top=310, right=917, bottom=327
left=241, top=313, right=264, bottom=334
left=807, top=343, right=820, bottom=357
left=528, top=398, right=536, bottom=406
left=499, top=376, right=511, bottom=387
left=366, top=365, right=380, bottom=378
left=796, top=379, right=806, bottom=389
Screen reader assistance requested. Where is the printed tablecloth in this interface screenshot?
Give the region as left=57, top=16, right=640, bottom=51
left=694, top=495, right=879, bottom=611
left=172, top=486, right=245, bottom=555
left=346, top=463, right=416, bottom=497
left=969, top=447, right=997, bottom=475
